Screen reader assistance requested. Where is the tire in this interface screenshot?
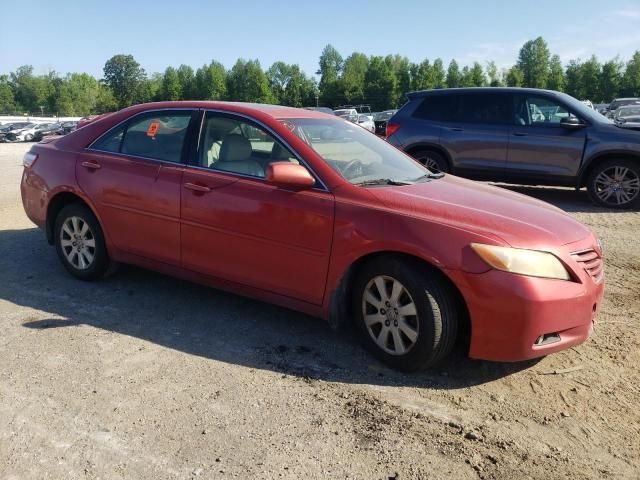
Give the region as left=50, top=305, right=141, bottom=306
left=54, top=203, right=110, bottom=280
left=352, top=256, right=458, bottom=371
left=587, top=158, right=640, bottom=209
left=24, top=133, right=34, bottom=142
left=411, top=149, right=449, bottom=173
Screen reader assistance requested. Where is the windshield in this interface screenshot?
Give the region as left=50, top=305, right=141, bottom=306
left=617, top=106, right=640, bottom=117
left=281, top=117, right=432, bottom=185
left=557, top=92, right=612, bottom=124
left=610, top=99, right=640, bottom=110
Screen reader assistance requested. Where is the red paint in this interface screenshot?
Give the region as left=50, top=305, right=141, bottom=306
left=20, top=101, right=605, bottom=362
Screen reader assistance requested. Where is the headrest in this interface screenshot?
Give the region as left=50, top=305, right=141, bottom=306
left=219, top=134, right=252, bottom=162
left=271, top=142, right=290, bottom=160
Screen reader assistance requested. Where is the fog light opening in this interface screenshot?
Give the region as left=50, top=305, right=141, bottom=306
left=534, top=332, right=561, bottom=346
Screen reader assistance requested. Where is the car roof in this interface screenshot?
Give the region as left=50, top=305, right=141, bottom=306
left=406, top=87, right=564, bottom=99
left=119, top=101, right=335, bottom=120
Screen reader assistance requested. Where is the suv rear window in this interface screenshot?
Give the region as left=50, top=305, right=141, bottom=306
left=413, top=92, right=512, bottom=125
left=413, top=95, right=457, bottom=122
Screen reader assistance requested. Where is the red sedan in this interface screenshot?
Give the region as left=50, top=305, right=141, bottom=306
left=20, top=101, right=605, bottom=371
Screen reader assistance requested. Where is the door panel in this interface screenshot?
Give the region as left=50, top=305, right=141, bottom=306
left=440, top=123, right=509, bottom=173
left=506, top=95, right=586, bottom=178
left=181, top=169, right=334, bottom=304
left=77, top=151, right=183, bottom=265
left=506, top=127, right=586, bottom=177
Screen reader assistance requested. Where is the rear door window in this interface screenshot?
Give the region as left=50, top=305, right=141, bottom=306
left=91, top=110, right=193, bottom=163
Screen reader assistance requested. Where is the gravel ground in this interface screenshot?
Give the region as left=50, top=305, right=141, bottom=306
left=0, top=141, right=638, bottom=479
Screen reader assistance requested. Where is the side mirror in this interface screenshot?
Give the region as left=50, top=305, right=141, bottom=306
left=265, top=162, right=315, bottom=190
left=560, top=116, right=586, bottom=129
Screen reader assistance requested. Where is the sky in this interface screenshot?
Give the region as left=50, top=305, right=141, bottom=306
left=1, top=0, right=640, bottom=79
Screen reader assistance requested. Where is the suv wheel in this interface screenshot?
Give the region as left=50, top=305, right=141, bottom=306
left=24, top=133, right=34, bottom=142
left=411, top=150, right=449, bottom=173
left=587, top=159, right=640, bottom=209
left=54, top=203, right=110, bottom=280
left=353, top=257, right=458, bottom=371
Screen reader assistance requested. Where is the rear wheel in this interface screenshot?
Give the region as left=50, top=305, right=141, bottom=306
left=353, top=257, right=458, bottom=371
left=24, top=133, right=34, bottom=142
left=410, top=149, right=449, bottom=173
left=54, top=203, right=110, bottom=280
left=587, top=159, right=640, bottom=209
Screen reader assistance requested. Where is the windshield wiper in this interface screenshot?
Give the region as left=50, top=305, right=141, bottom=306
left=354, top=178, right=414, bottom=187
left=411, top=172, right=445, bottom=182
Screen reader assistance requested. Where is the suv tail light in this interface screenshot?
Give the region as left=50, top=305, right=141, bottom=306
left=23, top=152, right=39, bottom=168
left=386, top=122, right=400, bottom=137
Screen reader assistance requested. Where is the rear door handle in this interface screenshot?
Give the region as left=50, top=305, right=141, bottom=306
left=183, top=182, right=211, bottom=193
left=448, top=127, right=464, bottom=132
left=512, top=132, right=528, bottom=137
left=81, top=161, right=101, bottom=170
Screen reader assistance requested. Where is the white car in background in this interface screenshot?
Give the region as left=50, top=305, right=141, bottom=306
left=356, top=114, right=375, bottom=133
left=334, top=108, right=359, bottom=123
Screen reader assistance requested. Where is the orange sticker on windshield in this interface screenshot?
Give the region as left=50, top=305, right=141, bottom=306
left=147, top=121, right=159, bottom=137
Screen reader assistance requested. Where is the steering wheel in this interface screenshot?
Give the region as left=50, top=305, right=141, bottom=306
left=342, top=158, right=364, bottom=179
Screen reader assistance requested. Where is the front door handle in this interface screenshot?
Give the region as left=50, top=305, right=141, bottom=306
left=512, top=132, right=528, bottom=137
left=184, top=182, right=211, bottom=193
left=448, top=127, right=464, bottom=132
left=81, top=161, right=101, bottom=170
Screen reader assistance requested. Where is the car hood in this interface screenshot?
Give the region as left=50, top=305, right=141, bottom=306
left=368, top=175, right=592, bottom=249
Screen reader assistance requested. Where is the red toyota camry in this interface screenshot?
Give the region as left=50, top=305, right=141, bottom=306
left=20, top=102, right=605, bottom=371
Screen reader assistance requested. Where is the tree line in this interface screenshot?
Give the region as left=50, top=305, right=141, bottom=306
left=1, top=37, right=639, bottom=117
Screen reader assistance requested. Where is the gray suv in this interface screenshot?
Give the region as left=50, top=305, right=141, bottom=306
left=386, top=87, right=640, bottom=209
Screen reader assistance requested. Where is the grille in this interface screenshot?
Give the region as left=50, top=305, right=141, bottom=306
left=570, top=249, right=604, bottom=284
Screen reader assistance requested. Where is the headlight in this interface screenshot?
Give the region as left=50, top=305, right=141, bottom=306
left=470, top=243, right=570, bottom=280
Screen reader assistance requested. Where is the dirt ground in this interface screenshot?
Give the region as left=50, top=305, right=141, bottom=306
left=0, top=141, right=638, bottom=480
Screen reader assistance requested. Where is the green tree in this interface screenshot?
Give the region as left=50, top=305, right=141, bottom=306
left=317, top=44, right=343, bottom=107
left=505, top=66, right=523, bottom=87
left=621, top=51, right=640, bottom=97
left=364, top=56, right=396, bottom=110
left=0, top=75, right=16, bottom=112
left=10, top=65, right=47, bottom=112
left=600, top=58, right=623, bottom=102
left=486, top=61, right=502, bottom=87
left=446, top=60, right=461, bottom=88
left=387, top=55, right=412, bottom=102
left=226, top=59, right=273, bottom=103
left=176, top=65, right=195, bottom=99
left=432, top=58, right=446, bottom=88
left=283, top=65, right=317, bottom=107
left=412, top=59, right=435, bottom=91
left=194, top=61, right=227, bottom=100
left=159, top=67, right=181, bottom=101
left=102, top=54, right=147, bottom=109
left=517, top=37, right=550, bottom=88
left=460, top=66, right=474, bottom=87
left=340, top=53, right=368, bottom=105
left=469, top=62, right=486, bottom=86
left=547, top=55, right=565, bottom=91
left=56, top=73, right=102, bottom=115
left=96, top=84, right=118, bottom=112
left=579, top=55, right=601, bottom=101
left=564, top=60, right=584, bottom=99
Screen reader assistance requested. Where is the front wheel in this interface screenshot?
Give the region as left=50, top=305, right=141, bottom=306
left=587, top=159, right=640, bottom=209
left=353, top=257, right=458, bottom=371
left=54, top=203, right=110, bottom=280
left=411, top=149, right=449, bottom=173
left=24, top=133, right=34, bottom=142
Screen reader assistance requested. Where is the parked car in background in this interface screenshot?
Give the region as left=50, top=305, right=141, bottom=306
left=386, top=87, right=640, bottom=209
left=3, top=123, right=38, bottom=142
left=594, top=103, right=609, bottom=115
left=303, top=107, right=335, bottom=115
left=60, top=121, right=78, bottom=134
left=613, top=105, right=640, bottom=131
left=334, top=108, right=358, bottom=123
left=606, top=98, right=640, bottom=118
left=33, top=123, right=63, bottom=141
left=581, top=100, right=594, bottom=109
left=356, top=114, right=375, bottom=132
left=373, top=110, right=398, bottom=136
left=20, top=101, right=604, bottom=371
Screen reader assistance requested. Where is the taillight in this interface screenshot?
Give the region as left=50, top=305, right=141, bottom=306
left=386, top=122, right=400, bottom=137
left=23, top=152, right=39, bottom=168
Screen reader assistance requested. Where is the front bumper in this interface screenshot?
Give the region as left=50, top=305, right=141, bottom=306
left=446, top=237, right=605, bottom=362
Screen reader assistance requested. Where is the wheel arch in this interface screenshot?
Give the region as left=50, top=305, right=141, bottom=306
left=404, top=143, right=452, bottom=170
left=46, top=191, right=99, bottom=245
left=579, top=151, right=640, bottom=188
left=327, top=250, right=470, bottom=346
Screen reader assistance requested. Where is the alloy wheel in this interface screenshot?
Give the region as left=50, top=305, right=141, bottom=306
left=60, top=216, right=96, bottom=270
left=361, top=275, right=419, bottom=355
left=594, top=166, right=640, bottom=206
